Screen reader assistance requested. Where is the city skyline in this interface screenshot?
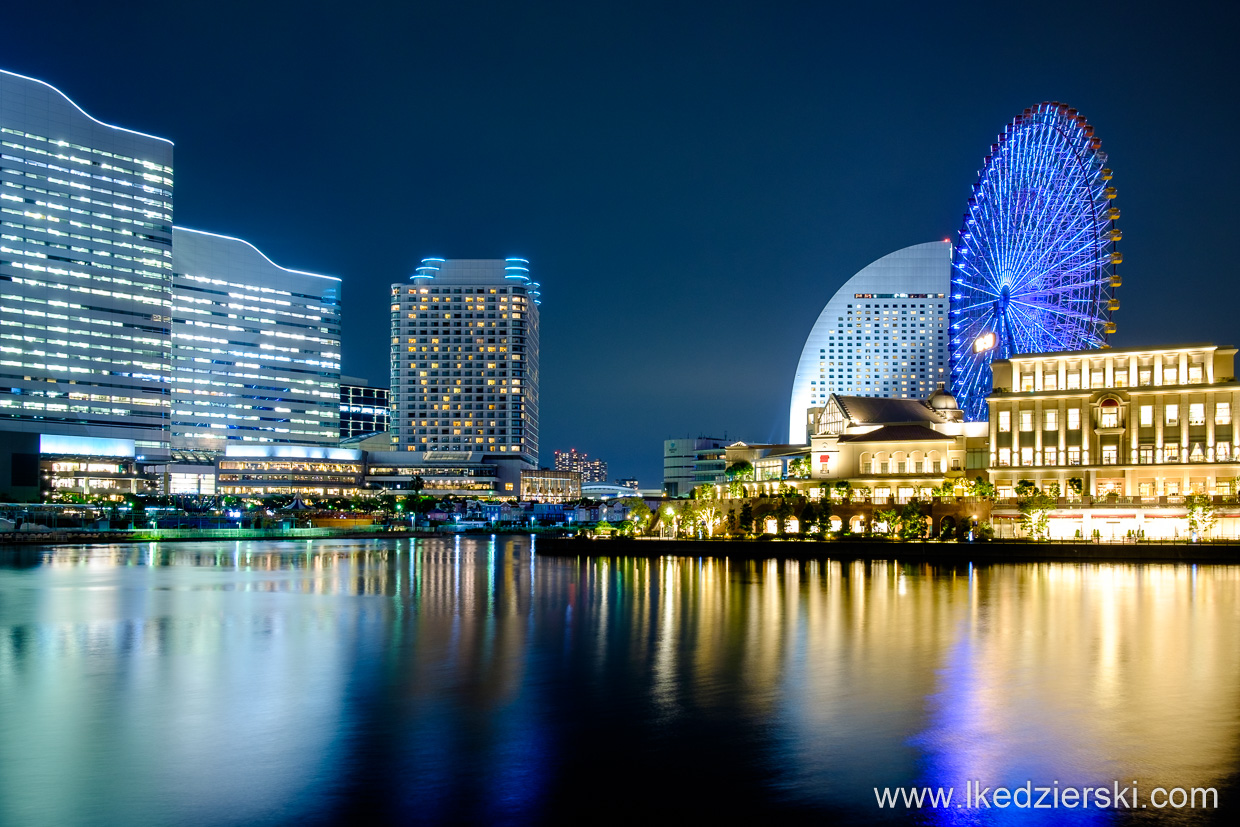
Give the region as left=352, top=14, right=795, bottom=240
left=2, top=3, right=1237, bottom=485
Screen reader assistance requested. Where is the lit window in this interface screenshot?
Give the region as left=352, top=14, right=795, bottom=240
left=1043, top=373, right=1058, bottom=391
left=1188, top=364, right=1204, bottom=384
left=1044, top=409, right=1058, bottom=430
left=1066, top=371, right=1081, bottom=389
left=998, top=448, right=1011, bottom=467
left=1021, top=447, right=1034, bottom=466
left=1044, top=446, right=1057, bottom=465
left=1189, top=403, right=1205, bottom=425
left=1164, top=368, right=1178, bottom=385
left=1068, top=408, right=1081, bottom=430
left=1067, top=447, right=1081, bottom=465
left=1020, top=374, right=1034, bottom=392
left=1019, top=410, right=1033, bottom=431
left=1140, top=405, right=1153, bottom=427
left=1113, top=370, right=1127, bottom=388
left=1217, top=402, right=1231, bottom=425
left=1139, top=369, right=1152, bottom=386
left=1090, top=370, right=1104, bottom=388
left=1101, top=445, right=1118, bottom=465
left=1165, top=444, right=1180, bottom=462
left=998, top=410, right=1011, bottom=432
left=1100, top=400, right=1119, bottom=428
left=1166, top=404, right=1179, bottom=426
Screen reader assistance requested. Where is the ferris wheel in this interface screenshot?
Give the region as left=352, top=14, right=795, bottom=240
left=949, top=101, right=1121, bottom=421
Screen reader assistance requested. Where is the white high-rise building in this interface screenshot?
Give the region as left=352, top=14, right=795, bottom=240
left=0, top=69, right=174, bottom=454
left=170, top=228, right=341, bottom=452
left=390, top=258, right=540, bottom=467
left=788, top=241, right=951, bottom=443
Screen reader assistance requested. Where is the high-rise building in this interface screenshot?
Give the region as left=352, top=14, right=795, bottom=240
left=340, top=375, right=390, bottom=439
left=788, top=241, right=951, bottom=442
left=0, top=69, right=175, bottom=455
left=170, top=227, right=341, bottom=452
left=390, top=258, right=540, bottom=467
left=553, top=448, right=607, bottom=483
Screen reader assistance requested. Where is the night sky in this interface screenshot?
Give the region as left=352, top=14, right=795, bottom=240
left=3, top=1, right=1236, bottom=487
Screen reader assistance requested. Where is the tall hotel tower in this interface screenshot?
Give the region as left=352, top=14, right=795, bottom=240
left=788, top=241, right=951, bottom=443
left=0, top=70, right=175, bottom=454
left=391, top=259, right=540, bottom=467
left=171, top=228, right=341, bottom=451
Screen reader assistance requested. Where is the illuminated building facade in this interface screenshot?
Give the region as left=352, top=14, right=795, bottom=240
left=520, top=468, right=581, bottom=502
left=0, top=69, right=174, bottom=454
left=788, top=241, right=951, bottom=443
left=169, top=227, right=340, bottom=454
left=663, top=437, right=727, bottom=497
left=340, top=376, right=389, bottom=439
left=215, top=444, right=363, bottom=496
left=390, top=258, right=540, bottom=471
left=553, top=448, right=607, bottom=483
left=988, top=344, right=1240, bottom=497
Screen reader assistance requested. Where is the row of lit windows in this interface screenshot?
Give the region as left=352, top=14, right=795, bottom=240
left=0, top=127, right=172, bottom=174
left=0, top=161, right=171, bottom=214
left=997, top=443, right=1234, bottom=467
left=0, top=216, right=166, bottom=256
left=0, top=178, right=169, bottom=222
left=999, top=402, right=1232, bottom=432
left=1016, top=364, right=1210, bottom=392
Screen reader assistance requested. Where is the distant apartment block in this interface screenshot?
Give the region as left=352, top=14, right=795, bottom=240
left=553, top=448, right=607, bottom=483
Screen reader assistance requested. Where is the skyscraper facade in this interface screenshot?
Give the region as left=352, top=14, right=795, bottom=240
left=788, top=241, right=951, bottom=443
left=0, top=69, right=174, bottom=454
left=390, top=258, right=540, bottom=466
left=170, top=228, right=341, bottom=451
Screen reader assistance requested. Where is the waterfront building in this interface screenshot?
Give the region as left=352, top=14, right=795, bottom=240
left=663, top=436, right=728, bottom=497
left=553, top=447, right=607, bottom=483
left=520, top=468, right=581, bottom=502
left=788, top=241, right=951, bottom=442
left=807, top=390, right=988, bottom=501
left=0, top=69, right=175, bottom=454
left=390, top=259, right=540, bottom=486
left=215, top=443, right=363, bottom=497
left=986, top=344, right=1240, bottom=538
left=365, top=449, right=519, bottom=497
left=170, top=228, right=340, bottom=453
left=340, top=375, right=389, bottom=439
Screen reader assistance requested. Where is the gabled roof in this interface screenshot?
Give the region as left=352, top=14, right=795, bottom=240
left=838, top=424, right=955, bottom=443
left=833, top=395, right=944, bottom=425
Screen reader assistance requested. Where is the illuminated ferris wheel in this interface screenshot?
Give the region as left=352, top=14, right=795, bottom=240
left=949, top=101, right=1121, bottom=421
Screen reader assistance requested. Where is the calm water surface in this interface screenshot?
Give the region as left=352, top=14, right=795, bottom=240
left=1, top=537, right=1238, bottom=825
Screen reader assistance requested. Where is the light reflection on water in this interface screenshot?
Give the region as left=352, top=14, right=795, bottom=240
left=1, top=538, right=1238, bottom=825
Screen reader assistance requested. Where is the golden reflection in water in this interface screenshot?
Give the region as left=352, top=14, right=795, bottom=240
left=566, top=556, right=1240, bottom=808
left=3, top=540, right=1239, bottom=823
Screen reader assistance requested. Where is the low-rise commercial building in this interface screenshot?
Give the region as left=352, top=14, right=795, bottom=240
left=215, top=445, right=363, bottom=496
left=521, top=469, right=581, bottom=502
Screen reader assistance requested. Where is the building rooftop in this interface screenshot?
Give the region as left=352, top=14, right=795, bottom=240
left=834, top=396, right=945, bottom=425
left=838, top=424, right=956, bottom=443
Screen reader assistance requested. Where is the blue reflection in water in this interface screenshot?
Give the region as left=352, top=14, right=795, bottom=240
left=0, top=542, right=1237, bottom=825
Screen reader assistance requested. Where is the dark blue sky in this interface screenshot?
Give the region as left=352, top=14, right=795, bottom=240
left=3, top=1, right=1236, bottom=486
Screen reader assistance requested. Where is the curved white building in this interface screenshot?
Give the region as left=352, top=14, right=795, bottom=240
left=171, top=228, right=341, bottom=450
left=788, top=241, right=951, bottom=442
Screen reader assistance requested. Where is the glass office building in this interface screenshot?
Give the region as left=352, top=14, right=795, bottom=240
left=788, top=241, right=951, bottom=443
left=391, top=258, right=540, bottom=467
left=0, top=69, right=174, bottom=454
left=171, top=228, right=341, bottom=451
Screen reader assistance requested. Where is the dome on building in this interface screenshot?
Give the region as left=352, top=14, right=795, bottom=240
left=926, top=383, right=959, bottom=411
